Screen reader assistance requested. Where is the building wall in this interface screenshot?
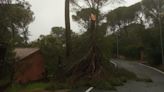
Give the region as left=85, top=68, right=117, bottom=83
left=15, top=51, right=45, bottom=83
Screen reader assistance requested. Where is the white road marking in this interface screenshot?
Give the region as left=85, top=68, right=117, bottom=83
left=85, top=87, right=94, bottom=92
left=139, top=63, right=164, bottom=75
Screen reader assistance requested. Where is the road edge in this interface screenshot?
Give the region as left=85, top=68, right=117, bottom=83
left=110, top=60, right=117, bottom=68
left=139, top=63, right=164, bottom=75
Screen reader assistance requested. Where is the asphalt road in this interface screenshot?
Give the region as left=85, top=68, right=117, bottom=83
left=75, top=59, right=164, bottom=92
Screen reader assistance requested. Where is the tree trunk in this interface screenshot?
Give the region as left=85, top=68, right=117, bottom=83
left=68, top=14, right=104, bottom=82
left=65, top=0, right=71, bottom=58
left=0, top=43, right=6, bottom=78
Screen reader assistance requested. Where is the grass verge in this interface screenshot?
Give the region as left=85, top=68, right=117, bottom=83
left=6, top=82, right=49, bottom=92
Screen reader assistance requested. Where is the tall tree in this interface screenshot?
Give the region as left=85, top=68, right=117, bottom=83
left=68, top=0, right=123, bottom=82
left=0, top=0, right=34, bottom=45
left=65, top=0, right=71, bottom=58
left=142, top=0, right=164, bottom=64
left=0, top=0, right=34, bottom=84
left=105, top=2, right=144, bottom=58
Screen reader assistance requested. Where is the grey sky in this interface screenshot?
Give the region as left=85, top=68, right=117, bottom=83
left=27, top=0, right=141, bottom=41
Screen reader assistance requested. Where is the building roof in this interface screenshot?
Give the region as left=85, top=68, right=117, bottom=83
left=14, top=48, right=39, bottom=60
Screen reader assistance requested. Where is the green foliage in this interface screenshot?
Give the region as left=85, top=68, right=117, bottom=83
left=6, top=84, right=22, bottom=92
left=0, top=1, right=34, bottom=86
left=0, top=77, right=10, bottom=87
left=104, top=1, right=164, bottom=65
left=118, top=24, right=145, bottom=59
left=6, top=82, right=49, bottom=92
left=107, top=3, right=141, bottom=25
left=0, top=2, right=34, bottom=45
left=24, top=82, right=49, bottom=90
left=107, top=21, right=163, bottom=65
left=143, top=28, right=162, bottom=65
left=38, top=27, right=66, bottom=77
left=32, top=27, right=79, bottom=78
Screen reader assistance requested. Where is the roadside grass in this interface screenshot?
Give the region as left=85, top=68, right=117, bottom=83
left=6, top=82, right=49, bottom=92
left=0, top=78, right=10, bottom=87
left=45, top=82, right=71, bottom=91
left=6, top=83, right=22, bottom=92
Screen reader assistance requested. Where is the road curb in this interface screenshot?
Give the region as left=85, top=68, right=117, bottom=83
left=110, top=60, right=117, bottom=68
left=139, top=63, right=164, bottom=75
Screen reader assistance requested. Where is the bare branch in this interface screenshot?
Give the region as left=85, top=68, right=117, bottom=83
left=85, top=0, right=92, bottom=8
left=91, top=0, right=95, bottom=8
left=70, top=0, right=83, bottom=9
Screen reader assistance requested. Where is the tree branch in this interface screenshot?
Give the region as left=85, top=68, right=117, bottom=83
left=91, top=0, right=95, bottom=8
left=85, top=0, right=92, bottom=8
left=70, top=0, right=83, bottom=9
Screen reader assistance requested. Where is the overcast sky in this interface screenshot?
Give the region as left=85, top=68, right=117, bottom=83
left=27, top=0, right=141, bottom=41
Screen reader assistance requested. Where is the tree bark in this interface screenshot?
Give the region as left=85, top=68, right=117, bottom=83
left=65, top=0, right=71, bottom=58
